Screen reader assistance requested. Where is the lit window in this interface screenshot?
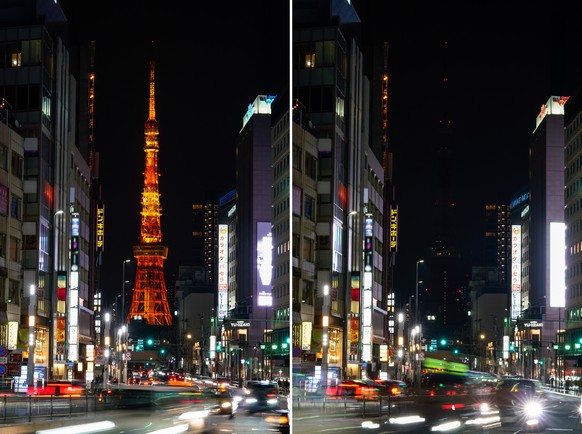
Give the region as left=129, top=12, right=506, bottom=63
left=305, top=53, right=315, bottom=68
left=11, top=52, right=21, bottom=67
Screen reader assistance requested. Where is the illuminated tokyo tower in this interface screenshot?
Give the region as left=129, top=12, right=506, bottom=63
left=128, top=60, right=172, bottom=326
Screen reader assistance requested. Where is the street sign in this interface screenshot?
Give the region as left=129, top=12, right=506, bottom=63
left=0, top=346, right=7, bottom=357
left=0, top=365, right=6, bottom=375
left=418, top=352, right=425, bottom=360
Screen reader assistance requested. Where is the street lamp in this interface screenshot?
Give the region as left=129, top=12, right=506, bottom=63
left=321, top=284, right=330, bottom=389
left=27, top=284, right=37, bottom=390
left=121, top=259, right=131, bottom=326
left=415, top=259, right=424, bottom=325
left=186, top=333, right=192, bottom=372
left=121, top=259, right=130, bottom=383
left=411, top=325, right=418, bottom=388
left=397, top=312, right=404, bottom=380
left=117, top=324, right=127, bottom=384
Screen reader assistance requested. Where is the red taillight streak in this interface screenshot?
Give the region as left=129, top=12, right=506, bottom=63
left=441, top=403, right=465, bottom=410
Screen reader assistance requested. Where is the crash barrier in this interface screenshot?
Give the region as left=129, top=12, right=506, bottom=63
left=0, top=392, right=119, bottom=423
left=292, top=394, right=415, bottom=418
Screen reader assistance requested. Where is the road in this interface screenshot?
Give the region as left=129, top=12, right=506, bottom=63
left=0, top=386, right=288, bottom=434
left=2, top=408, right=285, bottom=433
left=292, top=390, right=582, bottom=433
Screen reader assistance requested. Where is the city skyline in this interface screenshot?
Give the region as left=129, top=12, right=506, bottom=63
left=60, top=1, right=290, bottom=305
left=352, top=1, right=582, bottom=300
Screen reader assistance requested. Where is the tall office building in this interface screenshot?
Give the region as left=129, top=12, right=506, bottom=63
left=0, top=110, right=25, bottom=375
left=562, top=91, right=582, bottom=370
left=294, top=0, right=388, bottom=383
left=291, top=110, right=319, bottom=379
left=479, top=204, right=511, bottom=281
left=0, top=0, right=98, bottom=383
left=269, top=92, right=291, bottom=377
left=233, top=95, right=277, bottom=378
left=192, top=202, right=218, bottom=284
left=517, top=96, right=567, bottom=380
left=192, top=204, right=205, bottom=267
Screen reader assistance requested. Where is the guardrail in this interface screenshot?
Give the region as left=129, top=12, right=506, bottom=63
left=292, top=394, right=415, bottom=418
left=0, top=393, right=119, bottom=423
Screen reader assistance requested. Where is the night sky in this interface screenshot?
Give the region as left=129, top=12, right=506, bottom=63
left=59, top=1, right=290, bottom=306
left=59, top=0, right=582, bottom=311
left=351, top=1, right=582, bottom=300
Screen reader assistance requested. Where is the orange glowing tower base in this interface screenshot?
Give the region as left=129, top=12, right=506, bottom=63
left=128, top=59, right=172, bottom=326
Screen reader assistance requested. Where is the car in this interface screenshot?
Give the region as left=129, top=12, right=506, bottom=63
left=494, top=376, right=526, bottom=409
left=509, top=378, right=545, bottom=401
left=495, top=378, right=547, bottom=429
left=265, top=409, right=290, bottom=434
left=422, top=372, right=469, bottom=396
left=205, top=386, right=237, bottom=418
left=27, top=380, right=86, bottom=396
left=326, top=379, right=378, bottom=399
left=244, top=381, right=280, bottom=413
left=373, top=379, right=409, bottom=397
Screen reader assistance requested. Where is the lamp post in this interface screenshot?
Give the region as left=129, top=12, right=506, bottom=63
left=186, top=333, right=192, bottom=372
left=27, top=284, right=37, bottom=390
left=117, top=324, right=127, bottom=384
left=321, top=284, right=330, bottom=389
left=121, top=259, right=130, bottom=384
left=397, top=312, right=404, bottom=380
left=410, top=325, right=418, bottom=389
left=121, top=259, right=131, bottom=327
left=415, top=259, right=424, bottom=325
left=415, top=260, right=424, bottom=394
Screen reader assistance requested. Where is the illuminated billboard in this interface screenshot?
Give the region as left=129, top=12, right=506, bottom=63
left=68, top=211, right=80, bottom=361
left=550, top=222, right=565, bottom=308
left=511, top=225, right=522, bottom=320
left=388, top=205, right=398, bottom=252
left=256, top=221, right=273, bottom=306
left=96, top=205, right=104, bottom=251
left=362, top=213, right=373, bottom=362
left=218, top=224, right=229, bottom=319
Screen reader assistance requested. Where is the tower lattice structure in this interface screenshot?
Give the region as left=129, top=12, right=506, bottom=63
left=128, top=60, right=172, bottom=326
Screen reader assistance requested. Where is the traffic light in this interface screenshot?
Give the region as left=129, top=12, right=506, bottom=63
left=453, top=349, right=459, bottom=355
left=216, top=343, right=222, bottom=351
left=440, top=339, right=447, bottom=347
left=146, top=338, right=154, bottom=346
